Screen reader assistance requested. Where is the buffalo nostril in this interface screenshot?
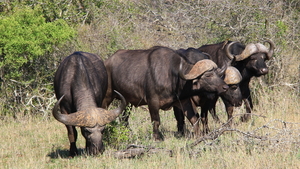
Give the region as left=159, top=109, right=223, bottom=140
left=223, top=85, right=229, bottom=91
left=260, top=68, right=269, bottom=74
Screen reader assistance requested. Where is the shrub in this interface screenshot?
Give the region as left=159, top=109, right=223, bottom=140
left=0, top=6, right=75, bottom=117
left=0, top=6, right=76, bottom=81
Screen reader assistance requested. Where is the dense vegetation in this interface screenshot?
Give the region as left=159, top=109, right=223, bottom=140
left=0, top=0, right=300, bottom=168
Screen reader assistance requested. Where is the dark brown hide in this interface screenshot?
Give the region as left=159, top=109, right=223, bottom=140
left=103, top=46, right=229, bottom=140
left=199, top=40, right=275, bottom=122
left=53, top=51, right=126, bottom=156
left=174, top=48, right=242, bottom=135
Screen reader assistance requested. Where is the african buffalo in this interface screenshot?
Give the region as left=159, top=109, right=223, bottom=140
left=102, top=46, right=229, bottom=140
left=53, top=51, right=126, bottom=156
left=174, top=48, right=242, bottom=135
left=198, top=40, right=275, bottom=122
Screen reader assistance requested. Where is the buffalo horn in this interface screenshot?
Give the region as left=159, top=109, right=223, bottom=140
left=255, top=43, right=269, bottom=53
left=52, top=91, right=126, bottom=127
left=225, top=41, right=237, bottom=60
left=180, top=59, right=217, bottom=80
left=264, top=39, right=275, bottom=60
left=97, top=90, right=127, bottom=125
left=216, top=64, right=227, bottom=77
left=228, top=40, right=275, bottom=61
left=234, top=43, right=259, bottom=61
left=224, top=66, right=242, bottom=85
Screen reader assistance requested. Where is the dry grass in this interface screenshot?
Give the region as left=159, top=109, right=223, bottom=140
left=1, top=0, right=300, bottom=168
left=1, top=86, right=300, bottom=169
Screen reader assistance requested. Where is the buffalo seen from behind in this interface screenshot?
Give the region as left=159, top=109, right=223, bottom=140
left=102, top=46, right=234, bottom=140
left=198, top=40, right=275, bottom=122
left=174, top=48, right=242, bottom=135
left=52, top=51, right=126, bottom=157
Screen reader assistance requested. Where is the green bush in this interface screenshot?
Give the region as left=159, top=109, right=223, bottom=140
left=0, top=6, right=76, bottom=81
left=0, top=6, right=76, bottom=117
left=103, top=120, right=130, bottom=149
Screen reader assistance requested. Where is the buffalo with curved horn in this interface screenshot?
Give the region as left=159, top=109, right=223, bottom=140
left=174, top=48, right=242, bottom=135
left=53, top=51, right=126, bottom=157
left=199, top=40, right=275, bottom=122
left=102, top=46, right=229, bottom=140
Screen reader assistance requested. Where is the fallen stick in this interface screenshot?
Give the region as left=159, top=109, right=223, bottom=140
left=187, top=127, right=268, bottom=148
left=114, top=144, right=173, bottom=159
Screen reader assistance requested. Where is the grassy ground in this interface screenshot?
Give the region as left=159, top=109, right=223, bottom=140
left=1, top=85, right=300, bottom=169
left=1, top=0, right=300, bottom=168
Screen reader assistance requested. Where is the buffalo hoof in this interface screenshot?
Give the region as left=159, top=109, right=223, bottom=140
left=174, top=131, right=185, bottom=138
left=69, top=151, right=78, bottom=158
left=153, top=132, right=164, bottom=141
left=240, top=113, right=251, bottom=122
left=69, top=144, right=79, bottom=157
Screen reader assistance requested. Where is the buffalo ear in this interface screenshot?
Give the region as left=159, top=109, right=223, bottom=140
left=192, top=79, right=201, bottom=90
left=229, top=56, right=237, bottom=66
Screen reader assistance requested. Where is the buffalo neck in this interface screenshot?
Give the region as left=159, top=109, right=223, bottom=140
left=234, top=60, right=253, bottom=82
left=177, top=80, right=195, bottom=100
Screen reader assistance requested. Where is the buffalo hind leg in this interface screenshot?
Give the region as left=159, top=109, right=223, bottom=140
left=148, top=104, right=163, bottom=141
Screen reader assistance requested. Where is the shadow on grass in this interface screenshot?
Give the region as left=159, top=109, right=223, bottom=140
left=47, top=148, right=85, bottom=159
left=160, top=126, right=195, bottom=140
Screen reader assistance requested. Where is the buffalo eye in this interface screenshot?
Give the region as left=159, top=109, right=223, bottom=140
left=204, top=71, right=213, bottom=78
left=192, top=79, right=199, bottom=85
left=82, top=128, right=92, bottom=133
left=263, top=54, right=268, bottom=60
left=229, top=84, right=238, bottom=90
left=250, top=55, right=257, bottom=60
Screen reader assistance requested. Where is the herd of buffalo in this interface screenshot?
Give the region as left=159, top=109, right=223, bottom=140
left=52, top=40, right=275, bottom=156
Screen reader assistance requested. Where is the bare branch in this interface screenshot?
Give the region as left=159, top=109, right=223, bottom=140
left=186, top=115, right=300, bottom=149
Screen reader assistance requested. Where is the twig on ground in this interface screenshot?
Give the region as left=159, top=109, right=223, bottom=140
left=114, top=144, right=173, bottom=159
left=185, top=114, right=298, bottom=149
left=187, top=127, right=268, bottom=148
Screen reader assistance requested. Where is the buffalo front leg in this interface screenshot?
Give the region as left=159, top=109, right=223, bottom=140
left=200, top=106, right=210, bottom=135
left=173, top=106, right=185, bottom=136
left=180, top=99, right=200, bottom=137
left=209, top=107, right=220, bottom=123
left=60, top=106, right=78, bottom=157
left=225, top=105, right=234, bottom=127
left=240, top=85, right=253, bottom=122
left=241, top=98, right=253, bottom=122
left=241, top=89, right=253, bottom=122
left=65, top=125, right=78, bottom=157
left=207, top=96, right=220, bottom=123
